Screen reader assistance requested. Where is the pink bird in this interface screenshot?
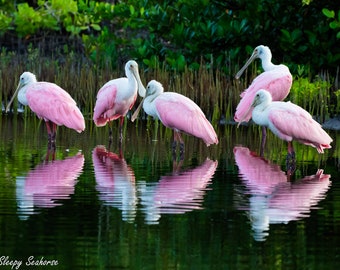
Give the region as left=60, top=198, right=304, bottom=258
left=249, top=90, right=332, bottom=168
left=6, top=72, right=85, bottom=148
left=234, top=45, right=292, bottom=123
left=131, top=80, right=218, bottom=154
left=93, top=60, right=146, bottom=145
left=234, top=46, right=292, bottom=154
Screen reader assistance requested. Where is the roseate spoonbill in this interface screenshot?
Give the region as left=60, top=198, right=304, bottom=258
left=247, top=90, right=332, bottom=165
left=234, top=146, right=331, bottom=241
left=138, top=158, right=218, bottom=224
left=6, top=72, right=85, bottom=148
left=93, top=60, right=146, bottom=145
left=131, top=80, right=218, bottom=154
left=234, top=45, right=292, bottom=151
left=92, top=145, right=137, bottom=222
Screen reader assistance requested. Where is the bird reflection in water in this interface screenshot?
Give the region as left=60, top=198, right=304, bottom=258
left=16, top=151, right=84, bottom=219
left=233, top=146, right=331, bottom=241
left=139, top=158, right=218, bottom=224
left=92, top=145, right=137, bottom=223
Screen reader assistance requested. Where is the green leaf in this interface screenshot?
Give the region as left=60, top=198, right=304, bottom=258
left=129, top=5, right=135, bottom=15
left=322, top=8, right=335, bottom=19
left=330, top=21, right=340, bottom=30
left=91, top=23, right=101, bottom=31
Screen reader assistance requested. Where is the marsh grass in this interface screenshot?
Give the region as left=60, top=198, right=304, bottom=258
left=289, top=73, right=332, bottom=122
left=0, top=49, right=336, bottom=130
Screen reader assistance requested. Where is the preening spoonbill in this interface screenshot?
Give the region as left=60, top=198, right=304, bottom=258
left=235, top=45, right=292, bottom=122
left=6, top=72, right=85, bottom=148
left=93, top=60, right=146, bottom=145
left=131, top=80, right=218, bottom=154
left=249, top=90, right=332, bottom=161
left=234, top=45, right=292, bottom=153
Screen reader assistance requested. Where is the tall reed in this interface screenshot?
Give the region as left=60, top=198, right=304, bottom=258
left=0, top=48, right=335, bottom=128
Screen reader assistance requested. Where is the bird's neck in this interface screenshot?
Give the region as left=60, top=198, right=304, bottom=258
left=261, top=57, right=276, bottom=71
left=143, top=95, right=159, bottom=118
left=252, top=104, right=270, bottom=126
left=18, top=87, right=29, bottom=106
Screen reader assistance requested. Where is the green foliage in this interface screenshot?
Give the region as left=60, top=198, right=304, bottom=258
left=1, top=0, right=104, bottom=37
left=322, top=8, right=340, bottom=39
left=15, top=3, right=44, bottom=36
left=289, top=75, right=332, bottom=121
left=0, top=0, right=339, bottom=77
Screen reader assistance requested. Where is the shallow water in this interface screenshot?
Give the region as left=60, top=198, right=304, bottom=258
left=0, top=115, right=340, bottom=269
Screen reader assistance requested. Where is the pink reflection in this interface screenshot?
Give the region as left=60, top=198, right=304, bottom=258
left=139, top=159, right=218, bottom=224
left=92, top=145, right=137, bottom=222
left=16, top=152, right=84, bottom=219
left=234, top=146, right=331, bottom=241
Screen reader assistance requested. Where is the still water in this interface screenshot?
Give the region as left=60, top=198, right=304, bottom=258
left=0, top=115, right=340, bottom=269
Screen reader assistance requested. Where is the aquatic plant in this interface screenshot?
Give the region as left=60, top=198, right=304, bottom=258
left=289, top=73, right=332, bottom=122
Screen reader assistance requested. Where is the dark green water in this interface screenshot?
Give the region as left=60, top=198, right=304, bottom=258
left=0, top=115, right=339, bottom=269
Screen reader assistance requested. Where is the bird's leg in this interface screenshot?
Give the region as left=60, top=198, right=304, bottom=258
left=172, top=131, right=178, bottom=158
left=51, top=122, right=57, bottom=147
left=46, top=121, right=53, bottom=150
left=108, top=123, right=113, bottom=150
left=179, top=141, right=185, bottom=161
left=176, top=131, right=185, bottom=158
left=260, top=126, right=267, bottom=157
left=45, top=121, right=52, bottom=137
left=286, top=142, right=296, bottom=176
left=172, top=140, right=177, bottom=160
left=45, top=144, right=57, bottom=162
left=119, top=116, right=124, bottom=144
left=172, top=157, right=184, bottom=174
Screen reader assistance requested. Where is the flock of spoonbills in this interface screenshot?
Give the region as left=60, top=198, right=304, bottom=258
left=5, top=45, right=333, bottom=163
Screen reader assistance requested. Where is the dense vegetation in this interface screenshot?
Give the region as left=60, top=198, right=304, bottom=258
left=0, top=0, right=339, bottom=119
left=0, top=0, right=338, bottom=73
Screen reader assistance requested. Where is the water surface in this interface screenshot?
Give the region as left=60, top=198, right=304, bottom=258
left=0, top=116, right=339, bottom=269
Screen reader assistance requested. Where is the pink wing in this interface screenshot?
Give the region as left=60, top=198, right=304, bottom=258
left=268, top=103, right=333, bottom=152
left=155, top=93, right=218, bottom=146
left=26, top=82, right=85, bottom=132
left=93, top=83, right=119, bottom=126
left=93, top=79, right=137, bottom=126
left=234, top=67, right=292, bottom=122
